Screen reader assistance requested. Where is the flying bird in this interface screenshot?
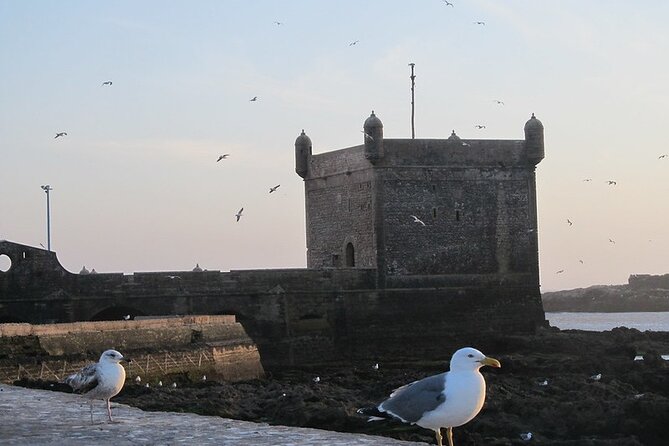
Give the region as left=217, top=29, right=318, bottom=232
left=101, top=81, right=112, bottom=86
left=583, top=178, right=592, bottom=182
left=579, top=259, right=584, bottom=264
left=493, top=99, right=504, bottom=105
left=269, top=185, right=281, bottom=193
left=442, top=0, right=454, bottom=6
left=659, top=154, right=667, bottom=159
left=216, top=154, right=230, bottom=162
left=54, top=132, right=67, bottom=138
left=410, top=215, right=426, bottom=226
left=349, top=40, right=359, bottom=46
left=273, top=21, right=283, bottom=26
left=606, top=180, right=617, bottom=185
left=567, top=219, right=573, bottom=226
left=249, top=96, right=259, bottom=102
left=474, top=21, right=486, bottom=25
left=235, top=208, right=244, bottom=222
left=361, top=130, right=374, bottom=141
left=474, top=125, right=486, bottom=129
left=608, top=238, right=616, bottom=244
left=556, top=270, right=564, bottom=274
left=64, top=349, right=129, bottom=423
left=358, top=347, right=500, bottom=446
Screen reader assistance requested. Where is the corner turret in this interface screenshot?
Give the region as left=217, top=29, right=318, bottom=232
left=363, top=111, right=384, bottom=164
left=295, top=129, right=312, bottom=178
left=524, top=113, right=544, bottom=165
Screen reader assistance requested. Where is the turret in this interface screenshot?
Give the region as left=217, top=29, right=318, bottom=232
left=524, top=113, right=544, bottom=165
left=295, top=129, right=312, bottom=178
left=363, top=111, right=384, bottom=164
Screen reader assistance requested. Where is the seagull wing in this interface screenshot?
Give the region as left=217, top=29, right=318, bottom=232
left=65, top=363, right=99, bottom=394
left=379, top=372, right=448, bottom=424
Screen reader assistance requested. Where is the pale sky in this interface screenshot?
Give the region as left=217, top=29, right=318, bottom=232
left=1, top=1, right=668, bottom=292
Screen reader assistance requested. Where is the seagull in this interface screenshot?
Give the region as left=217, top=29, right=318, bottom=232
left=474, top=125, right=486, bottom=129
left=606, top=180, right=617, bottom=185
left=567, top=219, right=573, bottom=226
left=442, top=0, right=454, bottom=6
left=134, top=376, right=142, bottom=383
left=123, top=314, right=131, bottom=320
left=520, top=432, right=533, bottom=441
left=101, top=81, right=112, bottom=86
left=608, top=238, right=616, bottom=244
left=556, top=270, right=564, bottom=274
left=171, top=382, right=177, bottom=388
left=249, top=96, right=259, bottom=102
left=493, top=99, right=504, bottom=105
left=158, top=380, right=163, bottom=387
left=659, top=154, right=667, bottom=159
left=313, top=376, right=321, bottom=383
left=235, top=207, right=244, bottom=222
left=537, top=379, right=549, bottom=387
left=54, top=132, right=67, bottom=138
left=216, top=154, right=229, bottom=162
left=361, top=130, right=374, bottom=141
left=64, top=349, right=129, bottom=423
left=410, top=215, right=426, bottom=226
left=349, top=40, right=359, bottom=46
left=372, top=363, right=380, bottom=371
left=202, top=375, right=207, bottom=382
left=579, top=259, right=584, bottom=264
left=589, top=373, right=602, bottom=382
left=583, top=178, right=592, bottom=182
left=269, top=185, right=281, bottom=193
left=273, top=21, right=283, bottom=26
left=474, top=21, right=486, bottom=25
left=358, top=347, right=501, bottom=446
left=166, top=275, right=181, bottom=280
left=145, top=383, right=150, bottom=388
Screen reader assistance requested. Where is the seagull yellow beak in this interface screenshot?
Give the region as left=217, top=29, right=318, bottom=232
left=480, top=356, right=501, bottom=368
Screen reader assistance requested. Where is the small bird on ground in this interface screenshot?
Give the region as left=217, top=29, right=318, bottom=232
left=202, top=375, right=207, bottom=382
left=134, top=376, right=142, bottom=383
left=537, top=379, right=549, bottom=386
left=166, top=275, right=181, bottom=280
left=474, top=125, right=486, bottom=129
left=520, top=432, right=533, bottom=441
left=216, top=154, right=229, bottom=162
left=372, top=363, right=380, bottom=371
left=313, top=376, right=321, bottom=383
left=101, top=81, right=112, bottom=86
left=158, top=380, right=163, bottom=387
left=358, top=347, right=500, bottom=446
left=410, top=215, right=426, bottom=226
left=589, top=373, right=602, bottom=381
left=171, top=382, right=177, bottom=388
left=349, top=40, right=359, bottom=46
left=269, top=185, right=281, bottom=193
left=250, top=96, right=259, bottom=102
left=123, top=314, right=131, bottom=320
left=54, top=132, right=67, bottom=138
left=235, top=208, right=244, bottom=222
left=64, top=349, right=129, bottom=423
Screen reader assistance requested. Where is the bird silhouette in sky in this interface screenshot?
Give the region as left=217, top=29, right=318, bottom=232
left=493, top=99, right=504, bottom=105
left=269, top=185, right=281, bottom=193
left=606, top=180, right=617, bottom=185
left=349, top=40, right=359, bottom=46
left=249, top=96, right=259, bottom=102
left=475, top=124, right=486, bottom=129
left=579, top=259, right=584, bottom=264
left=216, top=154, right=229, bottom=162
left=235, top=208, right=244, bottom=222
left=659, top=154, right=667, bottom=159
left=583, top=178, right=592, bottom=182
left=273, top=21, right=283, bottom=26
left=442, top=0, right=454, bottom=6
left=474, top=21, right=486, bottom=25
left=101, top=81, right=112, bottom=86
left=556, top=270, right=564, bottom=274
left=410, top=215, right=426, bottom=226
left=567, top=219, right=573, bottom=226
left=608, top=238, right=616, bottom=244
left=54, top=132, right=67, bottom=138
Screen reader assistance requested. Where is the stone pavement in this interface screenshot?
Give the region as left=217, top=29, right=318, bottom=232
left=0, top=385, right=426, bottom=445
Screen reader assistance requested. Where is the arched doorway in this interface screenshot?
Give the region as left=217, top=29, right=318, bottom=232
left=345, top=242, right=355, bottom=267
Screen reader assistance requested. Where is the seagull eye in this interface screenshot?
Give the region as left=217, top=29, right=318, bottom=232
left=467, top=354, right=474, bottom=358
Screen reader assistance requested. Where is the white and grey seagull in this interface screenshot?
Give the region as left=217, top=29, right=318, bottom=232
left=410, top=215, right=426, bottom=226
left=235, top=207, right=244, bottom=222
left=217, top=154, right=230, bottom=162
left=101, top=81, right=112, bottom=86
left=54, top=132, right=67, bottom=138
left=358, top=347, right=501, bottom=446
left=249, top=96, right=259, bottom=102
left=269, top=185, right=281, bottom=193
left=64, top=349, right=129, bottom=423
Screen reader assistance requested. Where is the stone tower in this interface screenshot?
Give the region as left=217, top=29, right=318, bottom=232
left=296, top=111, right=544, bottom=289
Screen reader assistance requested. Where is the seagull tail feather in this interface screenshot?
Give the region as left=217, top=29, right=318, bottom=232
left=356, top=406, right=394, bottom=422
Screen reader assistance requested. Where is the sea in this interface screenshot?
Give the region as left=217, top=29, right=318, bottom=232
left=546, top=311, right=669, bottom=332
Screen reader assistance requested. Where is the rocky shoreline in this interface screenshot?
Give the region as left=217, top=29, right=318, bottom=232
left=17, top=328, right=669, bottom=445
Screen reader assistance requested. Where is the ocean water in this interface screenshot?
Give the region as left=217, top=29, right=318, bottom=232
left=546, top=312, right=669, bottom=332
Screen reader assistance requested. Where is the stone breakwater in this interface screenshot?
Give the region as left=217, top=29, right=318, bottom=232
left=0, top=316, right=264, bottom=383
left=0, top=385, right=424, bottom=446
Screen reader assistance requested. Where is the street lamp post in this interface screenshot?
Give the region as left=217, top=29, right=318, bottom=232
left=40, top=185, right=53, bottom=251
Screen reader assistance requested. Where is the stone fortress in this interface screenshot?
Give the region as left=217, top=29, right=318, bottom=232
left=0, top=112, right=546, bottom=368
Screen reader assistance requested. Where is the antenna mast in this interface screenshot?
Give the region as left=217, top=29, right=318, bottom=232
left=409, top=63, right=416, bottom=139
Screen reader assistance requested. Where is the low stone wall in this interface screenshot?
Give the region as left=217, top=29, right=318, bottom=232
left=0, top=315, right=264, bottom=383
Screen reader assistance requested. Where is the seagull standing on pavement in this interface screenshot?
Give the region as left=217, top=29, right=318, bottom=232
left=64, top=350, right=129, bottom=423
